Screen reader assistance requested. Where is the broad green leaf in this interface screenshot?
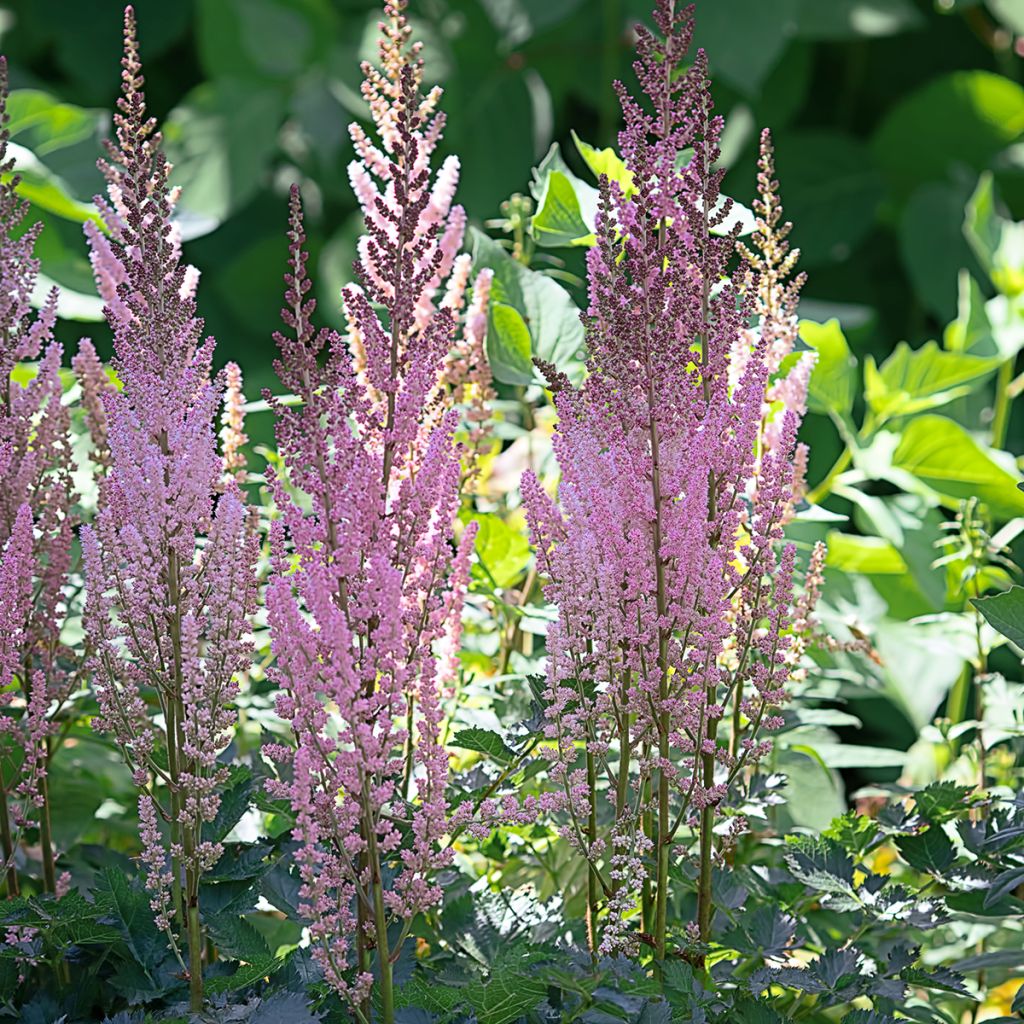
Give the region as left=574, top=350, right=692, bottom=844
left=784, top=835, right=856, bottom=895
left=473, top=513, right=531, bottom=588
left=874, top=615, right=977, bottom=729
left=529, top=143, right=596, bottom=248
left=973, top=585, right=1024, bottom=648
left=471, top=227, right=585, bottom=381
left=204, top=955, right=284, bottom=995
left=914, top=781, right=976, bottom=822
left=808, top=743, right=909, bottom=769
left=203, top=764, right=253, bottom=844
left=5, top=143, right=99, bottom=224
left=93, top=868, right=167, bottom=972
left=864, top=340, right=1000, bottom=421
left=573, top=131, right=634, bottom=194
left=774, top=130, right=883, bottom=266
left=205, top=912, right=271, bottom=962
left=452, top=727, right=517, bottom=763
left=892, top=415, right=1024, bottom=518
left=531, top=170, right=596, bottom=248
left=692, top=0, right=799, bottom=96
left=800, top=318, right=857, bottom=418
left=163, top=80, right=287, bottom=238
left=944, top=271, right=993, bottom=354
left=825, top=532, right=907, bottom=574
left=486, top=302, right=534, bottom=386
left=965, top=172, right=1024, bottom=297
left=899, top=180, right=978, bottom=323
left=873, top=71, right=1024, bottom=199
left=794, top=0, right=923, bottom=39
left=196, top=0, right=337, bottom=82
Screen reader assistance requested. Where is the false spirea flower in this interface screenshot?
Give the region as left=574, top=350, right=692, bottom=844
left=522, top=0, right=820, bottom=954
left=344, top=0, right=493, bottom=463
left=0, top=55, right=75, bottom=870
left=81, top=6, right=257, bottom=945
left=263, top=4, right=484, bottom=1005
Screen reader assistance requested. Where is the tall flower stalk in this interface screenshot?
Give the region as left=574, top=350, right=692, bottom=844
left=0, top=56, right=75, bottom=900
left=263, top=4, right=489, bottom=1020
left=523, top=0, right=818, bottom=967
left=80, top=9, right=256, bottom=1011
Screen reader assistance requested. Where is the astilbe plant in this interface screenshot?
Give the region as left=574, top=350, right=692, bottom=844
left=0, top=57, right=75, bottom=901
left=79, top=9, right=257, bottom=1011
left=522, top=0, right=820, bottom=966
left=262, top=4, right=492, bottom=1020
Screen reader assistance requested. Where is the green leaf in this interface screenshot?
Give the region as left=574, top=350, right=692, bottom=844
left=825, top=532, right=907, bottom=574
left=800, top=318, right=857, bottom=418
left=204, top=955, right=284, bottom=995
left=892, top=415, right=1024, bottom=518
left=896, top=827, right=956, bottom=874
left=965, top=172, right=1024, bottom=298
left=472, top=513, right=531, bottom=589
left=486, top=303, right=534, bottom=386
left=5, top=143, right=99, bottom=225
left=531, top=169, right=595, bottom=248
left=163, top=80, right=287, bottom=237
left=195, top=0, right=337, bottom=82
left=529, top=144, right=596, bottom=248
left=774, top=130, right=883, bottom=267
left=783, top=835, right=856, bottom=895
left=692, top=0, right=799, bottom=96
left=824, top=811, right=880, bottom=858
left=900, top=181, right=979, bottom=322
left=914, top=781, right=976, bottom=822
left=874, top=71, right=1024, bottom=199
left=984, top=864, right=1024, bottom=908
left=93, top=868, right=167, bottom=972
left=864, top=340, right=1000, bottom=422
left=806, top=743, right=909, bottom=769
left=842, top=1012, right=899, bottom=1024
left=205, top=912, right=271, bottom=962
left=573, top=131, right=634, bottom=195
left=973, top=585, right=1024, bottom=648
left=471, top=227, right=585, bottom=381
left=203, top=764, right=254, bottom=844
left=794, top=0, right=923, bottom=38
left=452, top=727, right=517, bottom=763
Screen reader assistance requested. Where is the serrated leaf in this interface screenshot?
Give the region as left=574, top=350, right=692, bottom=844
left=206, top=913, right=271, bottom=962
left=452, top=727, right=516, bottom=763
left=896, top=827, right=956, bottom=875
left=984, top=864, right=1024, bottom=908
left=93, top=868, right=167, bottom=971
left=203, top=764, right=254, bottom=844
left=204, top=955, right=284, bottom=996
left=784, top=836, right=856, bottom=895
left=973, top=586, right=1024, bottom=649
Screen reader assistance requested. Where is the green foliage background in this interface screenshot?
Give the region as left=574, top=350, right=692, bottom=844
left=6, top=0, right=1024, bottom=449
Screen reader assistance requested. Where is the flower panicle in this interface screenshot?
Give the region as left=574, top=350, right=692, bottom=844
left=521, top=0, right=824, bottom=954
left=81, top=11, right=258, bottom=963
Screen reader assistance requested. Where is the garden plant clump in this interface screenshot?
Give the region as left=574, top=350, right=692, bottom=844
left=0, top=1, right=1022, bottom=1023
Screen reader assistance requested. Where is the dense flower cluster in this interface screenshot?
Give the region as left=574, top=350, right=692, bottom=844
left=261, top=2, right=490, bottom=1012
left=522, top=0, right=819, bottom=957
left=79, top=8, right=256, bottom=1009
left=0, top=56, right=75, bottom=896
